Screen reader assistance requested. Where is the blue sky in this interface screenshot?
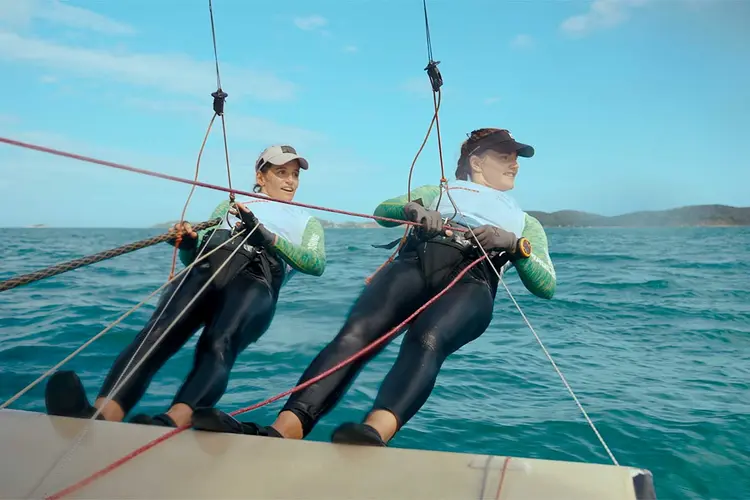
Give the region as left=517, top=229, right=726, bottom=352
left=0, top=0, right=747, bottom=227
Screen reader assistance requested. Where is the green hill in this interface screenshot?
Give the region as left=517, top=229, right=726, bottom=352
left=528, top=205, right=750, bottom=228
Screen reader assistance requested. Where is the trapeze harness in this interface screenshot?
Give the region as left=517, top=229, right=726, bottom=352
left=378, top=180, right=531, bottom=291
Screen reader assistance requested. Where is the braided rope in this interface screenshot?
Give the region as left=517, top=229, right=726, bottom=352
left=0, top=218, right=221, bottom=293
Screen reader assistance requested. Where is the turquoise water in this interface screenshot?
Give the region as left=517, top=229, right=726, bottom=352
left=1, top=227, right=749, bottom=499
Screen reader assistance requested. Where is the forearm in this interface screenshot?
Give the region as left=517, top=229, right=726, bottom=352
left=270, top=218, right=326, bottom=276
left=372, top=185, right=441, bottom=227
left=170, top=200, right=231, bottom=267
left=513, top=214, right=556, bottom=299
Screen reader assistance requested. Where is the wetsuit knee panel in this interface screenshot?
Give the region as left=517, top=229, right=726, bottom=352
left=410, top=329, right=444, bottom=354
left=333, top=321, right=382, bottom=353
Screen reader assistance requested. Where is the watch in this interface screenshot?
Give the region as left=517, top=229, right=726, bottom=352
left=514, top=237, right=532, bottom=259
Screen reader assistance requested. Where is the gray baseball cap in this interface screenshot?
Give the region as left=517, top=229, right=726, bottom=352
left=255, top=144, right=309, bottom=171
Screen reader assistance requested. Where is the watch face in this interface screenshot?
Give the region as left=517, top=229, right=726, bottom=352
left=520, top=238, right=532, bottom=257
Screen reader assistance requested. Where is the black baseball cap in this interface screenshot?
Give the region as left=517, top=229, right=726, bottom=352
left=470, top=129, right=535, bottom=158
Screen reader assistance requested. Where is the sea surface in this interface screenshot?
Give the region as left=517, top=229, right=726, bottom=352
left=1, top=227, right=749, bottom=499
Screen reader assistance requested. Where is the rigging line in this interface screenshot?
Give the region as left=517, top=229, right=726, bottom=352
left=0, top=229, right=246, bottom=410
left=170, top=0, right=233, bottom=277
left=169, top=112, right=218, bottom=279
left=408, top=89, right=442, bottom=200
left=44, top=254, right=489, bottom=500
left=219, top=112, right=233, bottom=198
left=442, top=186, right=619, bottom=466
left=207, top=0, right=234, bottom=200
left=364, top=0, right=445, bottom=284
left=208, top=0, right=222, bottom=90
left=0, top=217, right=221, bottom=293
left=0, top=136, right=459, bottom=230
left=29, top=224, right=260, bottom=500
left=91, top=220, right=228, bottom=423
left=419, top=0, right=448, bottom=210
left=422, top=0, right=434, bottom=62
left=364, top=87, right=443, bottom=285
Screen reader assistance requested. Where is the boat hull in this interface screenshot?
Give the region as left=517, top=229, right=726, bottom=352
left=0, top=409, right=655, bottom=499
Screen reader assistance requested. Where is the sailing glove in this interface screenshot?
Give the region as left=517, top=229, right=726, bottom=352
left=403, top=201, right=444, bottom=239
left=468, top=225, right=518, bottom=253
left=235, top=204, right=277, bottom=248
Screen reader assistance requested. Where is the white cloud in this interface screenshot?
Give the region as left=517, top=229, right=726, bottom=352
left=560, top=0, right=649, bottom=36
left=294, top=15, right=327, bottom=31
left=0, top=30, right=297, bottom=102
left=510, top=34, right=534, bottom=49
left=0, top=0, right=135, bottom=35
left=343, top=45, right=358, bottom=53
left=400, top=76, right=432, bottom=96
left=484, top=97, right=500, bottom=105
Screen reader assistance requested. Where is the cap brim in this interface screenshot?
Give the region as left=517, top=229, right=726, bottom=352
left=514, top=142, right=535, bottom=158
left=262, top=153, right=309, bottom=170
left=492, top=140, right=534, bottom=158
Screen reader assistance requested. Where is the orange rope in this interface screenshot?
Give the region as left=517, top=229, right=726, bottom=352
left=364, top=88, right=444, bottom=285
left=167, top=113, right=218, bottom=279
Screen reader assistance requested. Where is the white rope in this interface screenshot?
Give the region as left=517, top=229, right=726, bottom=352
left=0, top=227, right=242, bottom=410
left=26, top=224, right=260, bottom=498
left=441, top=184, right=619, bottom=466
left=95, top=223, right=228, bottom=414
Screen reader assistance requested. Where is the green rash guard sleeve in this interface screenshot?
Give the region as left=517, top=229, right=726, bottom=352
left=167, top=200, right=230, bottom=268
left=372, top=185, right=442, bottom=227
left=270, top=216, right=327, bottom=277
left=512, top=213, right=557, bottom=299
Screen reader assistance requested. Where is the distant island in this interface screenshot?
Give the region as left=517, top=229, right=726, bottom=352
left=527, top=204, right=750, bottom=228
left=151, top=204, right=750, bottom=229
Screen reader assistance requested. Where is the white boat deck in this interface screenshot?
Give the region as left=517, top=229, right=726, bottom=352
left=0, top=409, right=656, bottom=499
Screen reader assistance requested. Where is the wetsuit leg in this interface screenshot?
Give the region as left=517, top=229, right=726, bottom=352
left=370, top=277, right=495, bottom=430
left=280, top=257, right=430, bottom=436
left=96, top=268, right=213, bottom=414
left=171, top=271, right=277, bottom=409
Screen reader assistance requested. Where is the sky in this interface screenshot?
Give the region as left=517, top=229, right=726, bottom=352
left=0, top=0, right=748, bottom=227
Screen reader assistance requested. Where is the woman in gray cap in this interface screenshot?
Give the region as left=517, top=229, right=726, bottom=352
left=43, top=144, right=327, bottom=428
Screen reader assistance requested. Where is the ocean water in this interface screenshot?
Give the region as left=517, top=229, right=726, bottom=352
left=1, top=226, right=749, bottom=499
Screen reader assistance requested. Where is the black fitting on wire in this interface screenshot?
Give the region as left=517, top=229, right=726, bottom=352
left=212, top=88, right=228, bottom=115
left=425, top=60, right=443, bottom=93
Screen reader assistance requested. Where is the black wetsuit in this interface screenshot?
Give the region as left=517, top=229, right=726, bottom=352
left=45, top=228, right=285, bottom=421
left=280, top=234, right=507, bottom=436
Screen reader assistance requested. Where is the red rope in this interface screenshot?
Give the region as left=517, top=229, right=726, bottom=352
left=494, top=457, right=511, bottom=499
left=44, top=255, right=486, bottom=500
left=0, top=136, right=455, bottom=231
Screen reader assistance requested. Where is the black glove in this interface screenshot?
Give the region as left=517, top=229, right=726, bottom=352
left=403, top=201, right=443, bottom=239
left=235, top=205, right=276, bottom=248
left=468, top=225, right=518, bottom=253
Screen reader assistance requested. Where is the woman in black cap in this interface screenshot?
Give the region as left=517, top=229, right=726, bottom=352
left=44, top=144, right=327, bottom=428
left=193, top=128, right=556, bottom=445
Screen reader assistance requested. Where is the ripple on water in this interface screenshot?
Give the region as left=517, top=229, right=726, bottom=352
left=1, top=227, right=749, bottom=500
